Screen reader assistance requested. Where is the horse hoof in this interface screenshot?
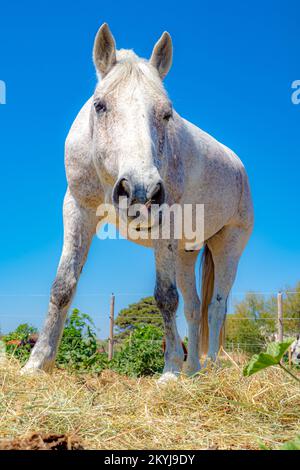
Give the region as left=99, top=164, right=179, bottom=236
left=202, top=357, right=221, bottom=370
left=20, top=360, right=52, bottom=376
left=157, top=372, right=179, bottom=385
left=20, top=366, right=45, bottom=376
left=184, top=363, right=201, bottom=377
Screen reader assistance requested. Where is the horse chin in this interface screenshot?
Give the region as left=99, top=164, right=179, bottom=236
left=129, top=214, right=163, bottom=233
left=134, top=225, right=152, bottom=233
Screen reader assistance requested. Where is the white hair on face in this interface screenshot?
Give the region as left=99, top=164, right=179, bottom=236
left=96, top=49, right=168, bottom=99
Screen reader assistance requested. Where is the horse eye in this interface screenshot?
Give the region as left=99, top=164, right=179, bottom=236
left=94, top=100, right=107, bottom=114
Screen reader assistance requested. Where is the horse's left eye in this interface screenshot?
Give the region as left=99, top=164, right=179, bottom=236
left=94, top=100, right=107, bottom=114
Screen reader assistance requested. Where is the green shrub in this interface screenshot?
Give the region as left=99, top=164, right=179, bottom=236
left=4, top=312, right=165, bottom=377
left=56, top=308, right=108, bottom=372
left=4, top=323, right=38, bottom=364
left=4, top=310, right=108, bottom=372
left=111, top=324, right=164, bottom=377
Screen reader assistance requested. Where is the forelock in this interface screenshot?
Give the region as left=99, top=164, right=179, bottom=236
left=95, top=49, right=168, bottom=99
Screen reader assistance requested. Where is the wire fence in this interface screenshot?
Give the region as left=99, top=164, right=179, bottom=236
left=0, top=290, right=299, bottom=357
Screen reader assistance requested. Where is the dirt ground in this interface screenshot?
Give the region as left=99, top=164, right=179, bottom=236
left=0, top=433, right=84, bottom=450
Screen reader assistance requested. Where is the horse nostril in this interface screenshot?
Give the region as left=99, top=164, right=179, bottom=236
left=297, top=353, right=300, bottom=359
left=113, top=178, right=132, bottom=206
left=148, top=182, right=165, bottom=206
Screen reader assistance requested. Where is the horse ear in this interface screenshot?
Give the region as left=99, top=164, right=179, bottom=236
left=150, top=31, right=173, bottom=79
left=93, top=23, right=116, bottom=77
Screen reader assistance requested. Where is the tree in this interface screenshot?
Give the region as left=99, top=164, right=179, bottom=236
left=115, top=296, right=163, bottom=342
left=226, top=293, right=275, bottom=353
left=226, top=284, right=300, bottom=354
left=282, top=282, right=300, bottom=333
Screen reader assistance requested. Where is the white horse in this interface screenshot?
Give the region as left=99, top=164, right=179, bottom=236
left=22, top=24, right=254, bottom=381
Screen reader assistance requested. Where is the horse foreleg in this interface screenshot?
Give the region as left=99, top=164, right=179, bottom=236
left=176, top=249, right=201, bottom=376
left=154, top=240, right=184, bottom=383
left=206, top=225, right=251, bottom=361
left=21, top=189, right=96, bottom=373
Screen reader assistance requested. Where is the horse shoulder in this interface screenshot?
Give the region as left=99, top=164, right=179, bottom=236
left=178, top=116, right=253, bottom=232
left=65, top=97, right=104, bottom=208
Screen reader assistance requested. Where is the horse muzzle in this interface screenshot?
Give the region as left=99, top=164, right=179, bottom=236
left=112, top=176, right=165, bottom=208
left=112, top=175, right=166, bottom=232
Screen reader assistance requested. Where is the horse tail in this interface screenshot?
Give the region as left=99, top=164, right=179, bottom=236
left=199, top=245, right=225, bottom=356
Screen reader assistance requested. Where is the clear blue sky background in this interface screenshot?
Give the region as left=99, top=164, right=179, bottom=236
left=0, top=0, right=299, bottom=338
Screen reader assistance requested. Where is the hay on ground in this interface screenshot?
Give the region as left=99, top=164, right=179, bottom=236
left=0, top=358, right=299, bottom=450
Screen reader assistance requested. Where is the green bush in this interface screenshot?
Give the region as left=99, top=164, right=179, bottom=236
left=4, top=310, right=108, bottom=373
left=111, top=324, right=164, bottom=377
left=4, top=323, right=38, bottom=364
left=3, top=312, right=165, bottom=377
left=56, top=308, right=108, bottom=372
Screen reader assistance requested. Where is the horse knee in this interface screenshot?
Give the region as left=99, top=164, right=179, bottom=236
left=184, top=299, right=200, bottom=323
left=50, top=270, right=77, bottom=310
left=208, top=297, right=227, bottom=329
left=155, top=277, right=178, bottom=319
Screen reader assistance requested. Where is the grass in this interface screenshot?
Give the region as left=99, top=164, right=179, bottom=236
left=0, top=357, right=299, bottom=450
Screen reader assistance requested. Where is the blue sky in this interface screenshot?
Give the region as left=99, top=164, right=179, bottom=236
left=0, top=0, right=299, bottom=338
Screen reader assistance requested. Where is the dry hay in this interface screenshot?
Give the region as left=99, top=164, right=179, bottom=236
left=0, top=358, right=299, bottom=450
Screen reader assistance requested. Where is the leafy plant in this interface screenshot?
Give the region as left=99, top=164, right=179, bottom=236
left=56, top=308, right=108, bottom=372
left=281, top=436, right=300, bottom=450
left=243, top=340, right=300, bottom=383
left=111, top=324, right=164, bottom=377
left=243, top=340, right=300, bottom=450
left=4, top=323, right=38, bottom=364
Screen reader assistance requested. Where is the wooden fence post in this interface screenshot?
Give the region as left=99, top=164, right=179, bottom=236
left=277, top=291, right=283, bottom=342
left=108, top=293, right=115, bottom=361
